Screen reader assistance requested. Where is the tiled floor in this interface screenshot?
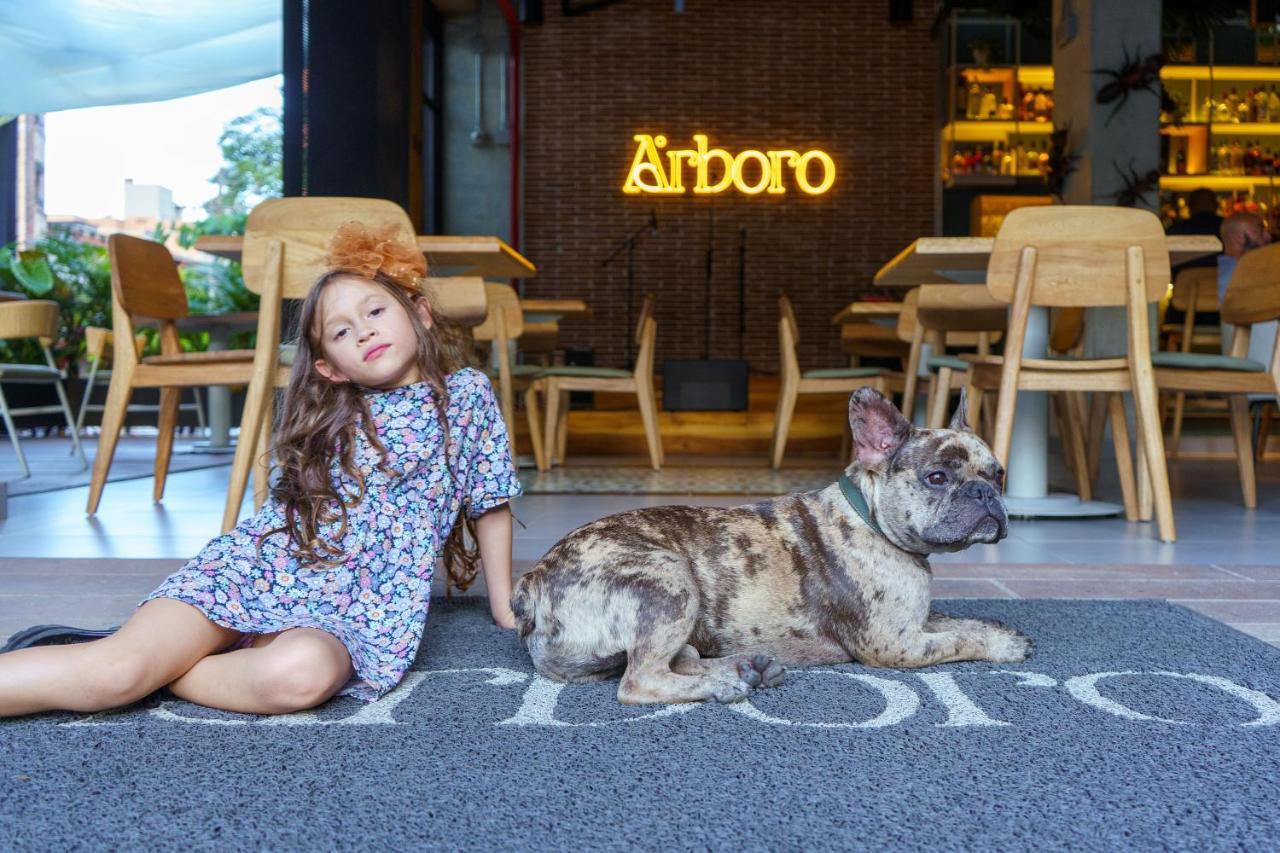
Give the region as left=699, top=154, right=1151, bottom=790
left=0, top=437, right=1276, bottom=646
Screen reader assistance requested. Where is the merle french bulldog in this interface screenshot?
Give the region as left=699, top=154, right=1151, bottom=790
left=511, top=387, right=1030, bottom=705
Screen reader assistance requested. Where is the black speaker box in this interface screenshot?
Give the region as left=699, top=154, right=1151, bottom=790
left=662, top=359, right=749, bottom=411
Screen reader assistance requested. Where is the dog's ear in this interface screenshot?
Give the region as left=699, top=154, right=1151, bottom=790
left=948, top=387, right=972, bottom=432
left=848, top=386, right=912, bottom=471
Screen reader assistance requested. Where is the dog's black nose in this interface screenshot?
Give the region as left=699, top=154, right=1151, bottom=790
left=959, top=479, right=1001, bottom=510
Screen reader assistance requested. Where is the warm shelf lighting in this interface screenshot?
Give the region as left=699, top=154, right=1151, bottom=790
left=1199, top=122, right=1280, bottom=135
left=942, top=121, right=1054, bottom=141
left=1159, top=174, right=1280, bottom=190
left=1009, top=66, right=1280, bottom=87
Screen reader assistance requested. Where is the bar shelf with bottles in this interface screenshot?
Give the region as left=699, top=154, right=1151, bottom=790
left=941, top=66, right=1055, bottom=186
left=942, top=65, right=1280, bottom=196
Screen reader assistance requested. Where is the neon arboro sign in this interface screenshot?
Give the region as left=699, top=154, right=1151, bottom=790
left=623, top=134, right=836, bottom=196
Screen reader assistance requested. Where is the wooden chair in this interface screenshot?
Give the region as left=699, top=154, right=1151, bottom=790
left=1151, top=241, right=1280, bottom=509
left=472, top=281, right=546, bottom=471
left=538, top=294, right=662, bottom=471
left=1161, top=266, right=1222, bottom=456
left=913, top=284, right=1008, bottom=431
left=222, top=197, right=489, bottom=532
left=87, top=236, right=258, bottom=513
left=0, top=300, right=87, bottom=477
left=75, top=326, right=205, bottom=436
left=962, top=206, right=1176, bottom=542
left=834, top=300, right=910, bottom=367
left=772, top=294, right=900, bottom=469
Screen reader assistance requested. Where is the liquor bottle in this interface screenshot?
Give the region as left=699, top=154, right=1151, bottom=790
left=1231, top=140, right=1245, bottom=174
left=1176, top=149, right=1187, bottom=175
left=966, top=82, right=982, bottom=120
left=1270, top=85, right=1280, bottom=121
left=1216, top=98, right=1231, bottom=123
left=1217, top=141, right=1230, bottom=173
left=1201, top=96, right=1213, bottom=122
left=1238, top=97, right=1252, bottom=124
left=1033, top=90, right=1051, bottom=122
left=1226, top=88, right=1240, bottom=122
left=1256, top=88, right=1270, bottom=123
left=978, top=88, right=997, bottom=119
left=1000, top=145, right=1015, bottom=175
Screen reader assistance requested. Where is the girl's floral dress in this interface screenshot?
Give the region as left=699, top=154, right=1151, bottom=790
left=144, top=368, right=522, bottom=701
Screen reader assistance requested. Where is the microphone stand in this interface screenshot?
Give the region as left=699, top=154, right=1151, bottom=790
left=703, top=200, right=714, bottom=360
left=737, top=226, right=747, bottom=361
left=602, top=211, right=658, bottom=368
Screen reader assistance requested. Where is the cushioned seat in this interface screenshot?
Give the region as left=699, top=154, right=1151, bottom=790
left=482, top=363, right=545, bottom=379
left=1150, top=351, right=1265, bottom=372
left=0, top=363, right=62, bottom=380
left=962, top=353, right=1130, bottom=371
left=535, top=365, right=632, bottom=379
left=926, top=355, right=969, bottom=372
left=141, top=348, right=257, bottom=366
left=801, top=366, right=887, bottom=380
left=1160, top=323, right=1221, bottom=336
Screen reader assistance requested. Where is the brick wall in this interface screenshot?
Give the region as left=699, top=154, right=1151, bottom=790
left=521, top=0, right=938, bottom=371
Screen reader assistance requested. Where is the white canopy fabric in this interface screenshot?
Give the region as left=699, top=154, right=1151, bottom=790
left=0, top=0, right=281, bottom=114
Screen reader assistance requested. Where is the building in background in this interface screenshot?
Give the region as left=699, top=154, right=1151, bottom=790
left=10, top=114, right=46, bottom=246
left=48, top=179, right=199, bottom=261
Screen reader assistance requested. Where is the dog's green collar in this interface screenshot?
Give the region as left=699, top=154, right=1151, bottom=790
left=838, top=474, right=883, bottom=536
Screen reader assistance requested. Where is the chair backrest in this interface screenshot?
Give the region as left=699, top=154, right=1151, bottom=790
left=472, top=282, right=523, bottom=342
left=1221, top=242, right=1280, bottom=326
left=421, top=277, right=489, bottom=328
left=895, top=288, right=920, bottom=343
left=779, top=295, right=799, bottom=345
left=242, top=197, right=417, bottom=300
left=1171, top=266, right=1220, bottom=313
left=777, top=295, right=801, bottom=379
left=634, top=316, right=658, bottom=381
left=987, top=206, right=1171, bottom=307
left=108, top=234, right=188, bottom=320
left=0, top=300, right=59, bottom=347
left=917, top=284, right=1007, bottom=331
left=636, top=293, right=655, bottom=345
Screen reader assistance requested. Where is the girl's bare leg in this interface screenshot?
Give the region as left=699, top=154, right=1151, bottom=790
left=166, top=627, right=353, bottom=715
left=0, top=598, right=239, bottom=717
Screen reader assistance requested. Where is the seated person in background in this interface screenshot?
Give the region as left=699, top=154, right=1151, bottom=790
left=1218, top=211, right=1276, bottom=365
left=1165, top=188, right=1224, bottom=327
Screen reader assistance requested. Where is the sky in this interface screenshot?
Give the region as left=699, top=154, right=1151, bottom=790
left=42, top=74, right=283, bottom=222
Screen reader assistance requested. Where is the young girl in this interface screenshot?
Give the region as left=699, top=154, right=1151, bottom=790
left=0, top=222, right=522, bottom=717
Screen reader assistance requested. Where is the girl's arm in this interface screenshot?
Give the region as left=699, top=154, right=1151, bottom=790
left=474, top=504, right=517, bottom=629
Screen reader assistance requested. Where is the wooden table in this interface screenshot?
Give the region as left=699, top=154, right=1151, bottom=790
left=521, top=298, right=592, bottom=328
left=873, top=235, right=1220, bottom=286
left=171, top=312, right=259, bottom=452
left=869, top=234, right=1222, bottom=519
left=195, top=234, right=537, bottom=279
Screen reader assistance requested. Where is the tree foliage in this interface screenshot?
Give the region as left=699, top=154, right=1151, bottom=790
left=204, top=106, right=282, bottom=217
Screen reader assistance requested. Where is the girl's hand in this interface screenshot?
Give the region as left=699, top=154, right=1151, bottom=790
left=491, top=607, right=518, bottom=630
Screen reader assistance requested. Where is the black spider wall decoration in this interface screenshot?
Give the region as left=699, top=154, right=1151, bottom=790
left=1112, top=160, right=1161, bottom=208
left=1093, top=47, right=1165, bottom=125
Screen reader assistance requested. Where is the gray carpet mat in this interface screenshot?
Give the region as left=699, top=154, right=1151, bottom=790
left=2, top=599, right=1278, bottom=851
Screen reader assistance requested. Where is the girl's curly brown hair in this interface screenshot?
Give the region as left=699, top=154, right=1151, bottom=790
left=259, top=231, right=481, bottom=594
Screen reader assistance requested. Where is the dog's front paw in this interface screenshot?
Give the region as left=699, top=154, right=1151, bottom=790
left=984, top=627, right=1033, bottom=663
left=722, top=655, right=786, bottom=699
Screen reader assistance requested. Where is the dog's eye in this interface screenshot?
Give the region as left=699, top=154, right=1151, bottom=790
left=926, top=471, right=948, bottom=487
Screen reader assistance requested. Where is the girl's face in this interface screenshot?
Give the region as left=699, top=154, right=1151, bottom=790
left=312, top=275, right=432, bottom=390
